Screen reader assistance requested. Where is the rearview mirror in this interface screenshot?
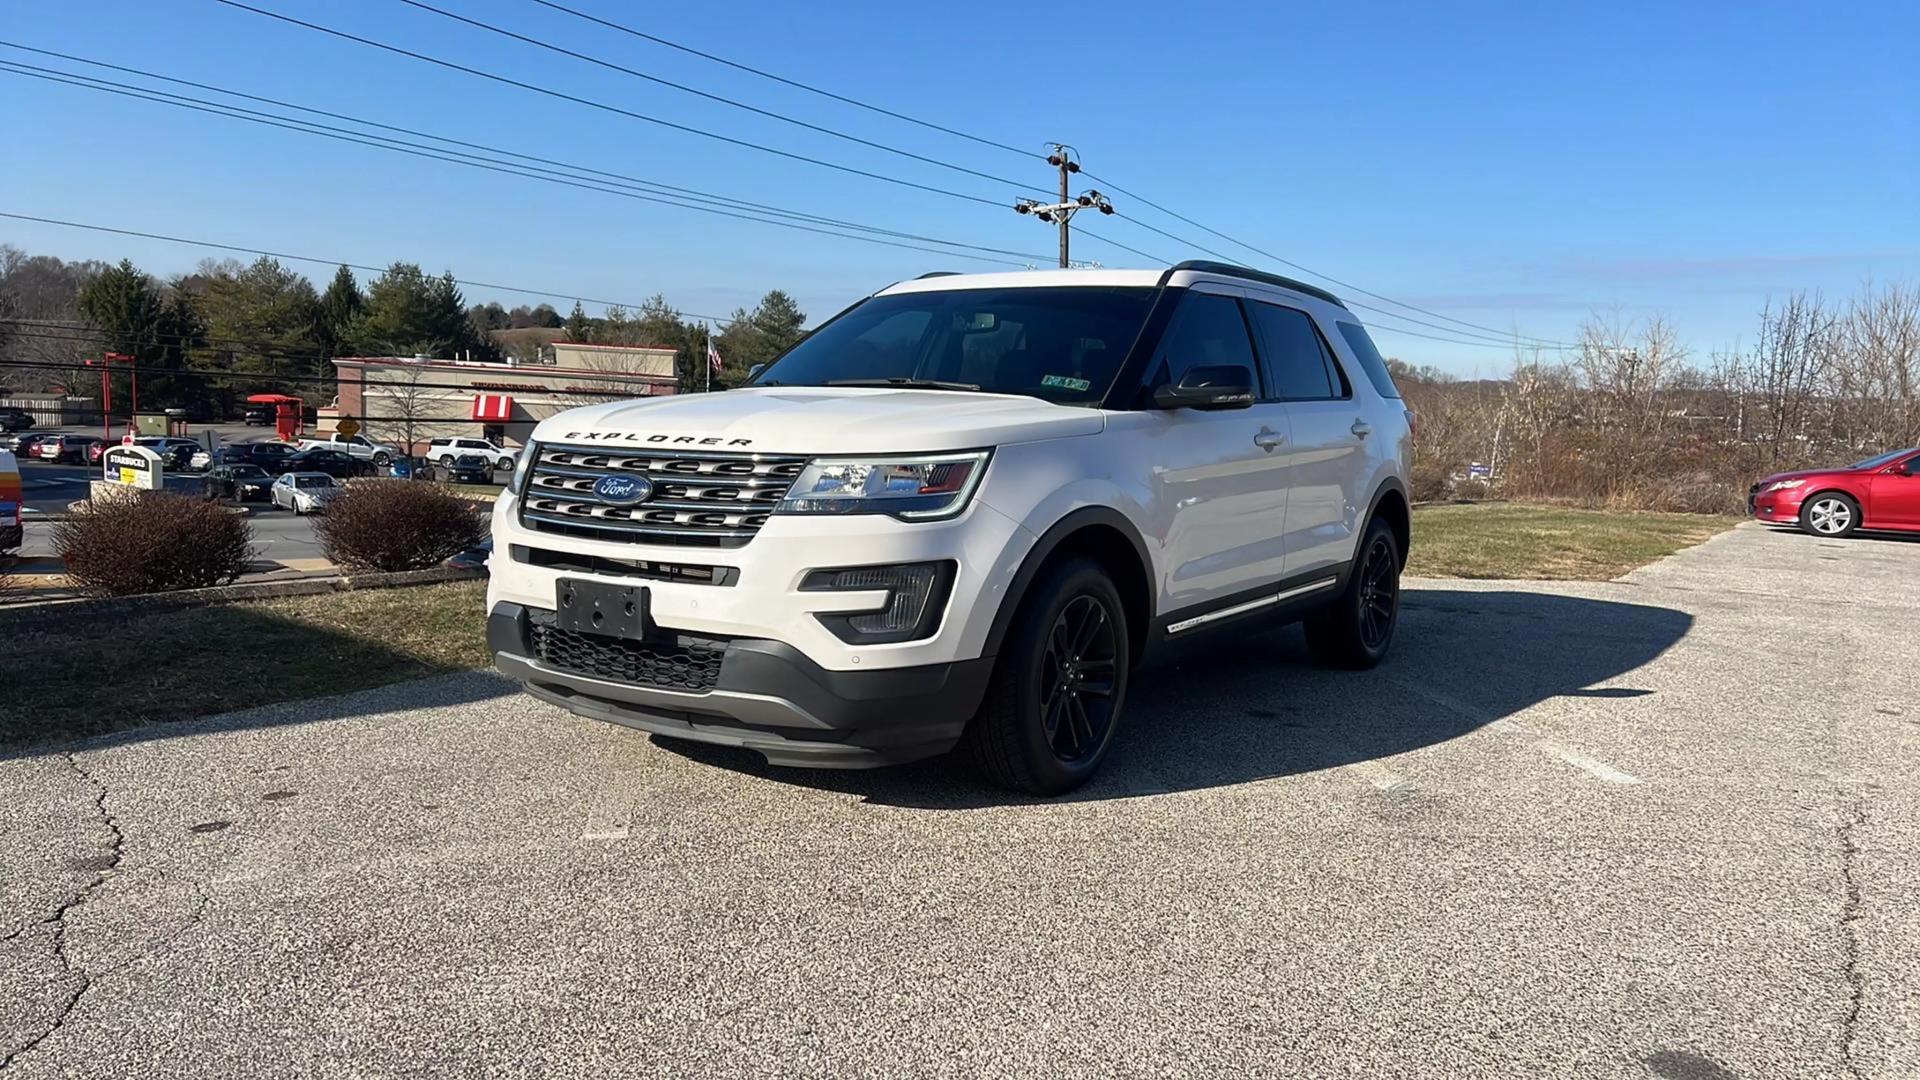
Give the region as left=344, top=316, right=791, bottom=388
left=1152, top=364, right=1255, bottom=411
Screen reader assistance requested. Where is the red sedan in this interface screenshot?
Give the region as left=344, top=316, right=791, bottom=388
left=1750, top=447, right=1920, bottom=537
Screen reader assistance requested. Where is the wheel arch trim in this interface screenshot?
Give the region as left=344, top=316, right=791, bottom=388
left=981, top=506, right=1155, bottom=661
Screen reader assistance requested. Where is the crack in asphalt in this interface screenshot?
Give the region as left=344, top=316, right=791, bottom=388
left=0, top=752, right=124, bottom=1074
left=1837, top=797, right=1866, bottom=1080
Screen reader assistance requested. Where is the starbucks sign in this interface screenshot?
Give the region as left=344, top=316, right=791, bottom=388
left=103, top=445, right=165, bottom=490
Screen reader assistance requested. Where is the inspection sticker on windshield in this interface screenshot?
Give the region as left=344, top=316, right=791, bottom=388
left=1040, top=375, right=1091, bottom=392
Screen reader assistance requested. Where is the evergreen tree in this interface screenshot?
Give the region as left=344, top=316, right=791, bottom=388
left=564, top=301, right=592, bottom=342
left=348, top=264, right=495, bottom=360
left=192, top=257, right=321, bottom=377
left=317, top=265, right=364, bottom=360
left=76, top=259, right=194, bottom=411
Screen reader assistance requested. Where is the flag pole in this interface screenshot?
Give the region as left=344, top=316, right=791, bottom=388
left=704, top=322, right=711, bottom=393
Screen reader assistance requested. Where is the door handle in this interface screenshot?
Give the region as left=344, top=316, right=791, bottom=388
left=1350, top=419, right=1373, bottom=438
left=1253, top=429, right=1285, bottom=452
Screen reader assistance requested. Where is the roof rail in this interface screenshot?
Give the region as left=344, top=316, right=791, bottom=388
left=1169, top=260, right=1344, bottom=308
left=915, top=271, right=961, bottom=279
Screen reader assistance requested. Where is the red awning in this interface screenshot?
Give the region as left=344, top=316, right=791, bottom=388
left=472, top=394, right=514, bottom=421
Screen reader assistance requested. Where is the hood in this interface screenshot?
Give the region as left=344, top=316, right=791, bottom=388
left=532, top=387, right=1105, bottom=455
left=1757, top=466, right=1856, bottom=486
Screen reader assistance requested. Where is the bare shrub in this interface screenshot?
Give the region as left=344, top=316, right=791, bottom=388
left=53, top=493, right=253, bottom=596
left=313, top=480, right=484, bottom=572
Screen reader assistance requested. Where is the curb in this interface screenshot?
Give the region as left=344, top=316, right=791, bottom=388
left=0, top=566, right=485, bottom=626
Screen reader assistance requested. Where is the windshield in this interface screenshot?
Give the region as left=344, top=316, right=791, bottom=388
left=295, top=476, right=333, bottom=488
left=751, top=286, right=1156, bottom=406
left=232, top=466, right=269, bottom=479
left=1847, top=448, right=1916, bottom=470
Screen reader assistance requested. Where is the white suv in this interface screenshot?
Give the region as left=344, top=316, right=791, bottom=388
left=486, top=262, right=1413, bottom=793
left=429, top=437, right=516, bottom=471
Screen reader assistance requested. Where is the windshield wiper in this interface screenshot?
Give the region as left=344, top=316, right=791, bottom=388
left=827, top=378, right=982, bottom=392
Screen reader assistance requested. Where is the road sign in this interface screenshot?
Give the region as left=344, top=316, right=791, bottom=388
left=103, top=445, right=163, bottom=490
left=334, top=418, right=361, bottom=439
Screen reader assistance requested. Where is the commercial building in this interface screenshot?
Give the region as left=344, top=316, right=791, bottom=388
left=323, top=343, right=677, bottom=451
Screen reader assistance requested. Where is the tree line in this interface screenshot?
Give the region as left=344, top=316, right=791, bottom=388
left=1396, top=282, right=1920, bottom=512
left=0, top=244, right=809, bottom=414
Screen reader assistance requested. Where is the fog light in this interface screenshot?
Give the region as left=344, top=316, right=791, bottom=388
left=802, top=561, right=955, bottom=644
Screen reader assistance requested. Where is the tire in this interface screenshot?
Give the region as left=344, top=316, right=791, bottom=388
left=1304, top=516, right=1402, bottom=670
left=963, top=557, right=1129, bottom=796
left=1799, top=492, right=1860, bottom=538
left=372, top=451, right=391, bottom=467
left=497, top=456, right=515, bottom=473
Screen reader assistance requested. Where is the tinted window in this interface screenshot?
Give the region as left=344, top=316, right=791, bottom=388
left=1248, top=302, right=1341, bottom=400
left=752, top=287, right=1156, bottom=406
left=1150, top=291, right=1257, bottom=389
left=1335, top=322, right=1402, bottom=400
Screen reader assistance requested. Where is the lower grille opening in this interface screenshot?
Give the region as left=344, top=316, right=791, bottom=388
left=510, top=545, right=737, bottom=585
left=529, top=615, right=726, bottom=693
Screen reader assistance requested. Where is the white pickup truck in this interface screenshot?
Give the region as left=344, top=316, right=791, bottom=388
left=296, top=433, right=400, bottom=467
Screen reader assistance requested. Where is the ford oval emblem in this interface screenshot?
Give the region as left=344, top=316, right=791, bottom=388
left=592, top=474, right=653, bottom=505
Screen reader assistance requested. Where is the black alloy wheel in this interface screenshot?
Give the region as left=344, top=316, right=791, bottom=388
left=1357, top=534, right=1399, bottom=651
left=1039, top=594, right=1120, bottom=764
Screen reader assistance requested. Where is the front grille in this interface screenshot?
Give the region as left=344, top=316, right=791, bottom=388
left=529, top=618, right=725, bottom=693
left=520, top=443, right=806, bottom=548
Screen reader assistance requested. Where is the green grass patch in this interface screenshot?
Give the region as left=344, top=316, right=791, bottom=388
left=0, top=581, right=489, bottom=751
left=1409, top=502, right=1734, bottom=580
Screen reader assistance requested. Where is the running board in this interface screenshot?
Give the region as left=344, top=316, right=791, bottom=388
left=1165, top=577, right=1339, bottom=636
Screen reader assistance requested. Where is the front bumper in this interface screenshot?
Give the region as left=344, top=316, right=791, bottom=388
left=1750, top=489, right=1805, bottom=525
left=489, top=603, right=991, bottom=767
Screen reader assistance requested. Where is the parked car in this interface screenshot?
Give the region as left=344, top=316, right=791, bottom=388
left=241, top=406, right=272, bottom=426
left=206, top=463, right=276, bottom=503
left=444, top=535, right=492, bottom=573
left=487, top=260, right=1415, bottom=795
left=77, top=438, right=111, bottom=466
left=295, top=432, right=399, bottom=467
left=37, top=434, right=92, bottom=464
left=0, top=408, right=34, bottom=433
left=282, top=448, right=370, bottom=480
left=270, top=472, right=340, bottom=514
left=134, top=437, right=202, bottom=471
left=427, top=437, right=515, bottom=471
left=225, top=441, right=300, bottom=474
left=1750, top=447, right=1920, bottom=537
left=8, top=432, right=51, bottom=457
left=388, top=456, right=426, bottom=480
left=437, top=453, right=492, bottom=484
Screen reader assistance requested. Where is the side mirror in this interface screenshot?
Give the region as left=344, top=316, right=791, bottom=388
left=1152, top=364, right=1256, bottom=411
left=748, top=363, right=767, bottom=381
left=1904, top=457, right=1920, bottom=476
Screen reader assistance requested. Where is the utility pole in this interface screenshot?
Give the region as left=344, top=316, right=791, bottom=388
left=1013, top=144, right=1114, bottom=268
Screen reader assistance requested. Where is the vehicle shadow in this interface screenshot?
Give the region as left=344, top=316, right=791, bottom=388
left=651, top=588, right=1694, bottom=808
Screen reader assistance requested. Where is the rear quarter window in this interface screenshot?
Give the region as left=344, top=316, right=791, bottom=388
left=1336, top=322, right=1402, bottom=400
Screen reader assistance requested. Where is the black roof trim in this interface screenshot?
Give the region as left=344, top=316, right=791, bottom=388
left=1169, top=260, right=1344, bottom=308
left=915, top=271, right=961, bottom=279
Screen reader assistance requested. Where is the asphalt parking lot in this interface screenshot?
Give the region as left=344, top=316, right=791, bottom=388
left=2, top=523, right=1915, bottom=1078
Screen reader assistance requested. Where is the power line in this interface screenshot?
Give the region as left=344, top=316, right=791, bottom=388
left=487, top=0, right=1582, bottom=343
left=1088, top=175, right=1577, bottom=349
left=524, top=0, right=1042, bottom=162
left=395, top=0, right=1049, bottom=198
left=0, top=61, right=1044, bottom=268
left=1109, top=209, right=1575, bottom=351
left=0, top=42, right=1053, bottom=264
left=211, top=0, right=1021, bottom=210
left=0, top=210, right=733, bottom=323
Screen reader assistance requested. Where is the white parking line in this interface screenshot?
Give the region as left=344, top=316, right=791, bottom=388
left=1389, top=676, right=1644, bottom=786
left=1344, top=760, right=1408, bottom=791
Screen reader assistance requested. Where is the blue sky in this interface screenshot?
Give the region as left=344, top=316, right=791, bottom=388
left=4, top=0, right=1915, bottom=375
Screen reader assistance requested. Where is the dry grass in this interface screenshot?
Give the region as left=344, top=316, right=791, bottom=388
left=1408, top=502, right=1734, bottom=580
left=0, top=581, right=489, bottom=750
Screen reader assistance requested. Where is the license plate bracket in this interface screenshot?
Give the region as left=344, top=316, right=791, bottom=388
left=555, top=578, right=651, bottom=639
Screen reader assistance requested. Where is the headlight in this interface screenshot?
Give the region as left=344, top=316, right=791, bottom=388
left=1766, top=479, right=1807, bottom=492
left=508, top=443, right=537, bottom=494
left=776, top=451, right=989, bottom=521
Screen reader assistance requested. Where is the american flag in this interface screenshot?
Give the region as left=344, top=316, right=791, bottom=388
left=707, top=337, right=724, bottom=375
